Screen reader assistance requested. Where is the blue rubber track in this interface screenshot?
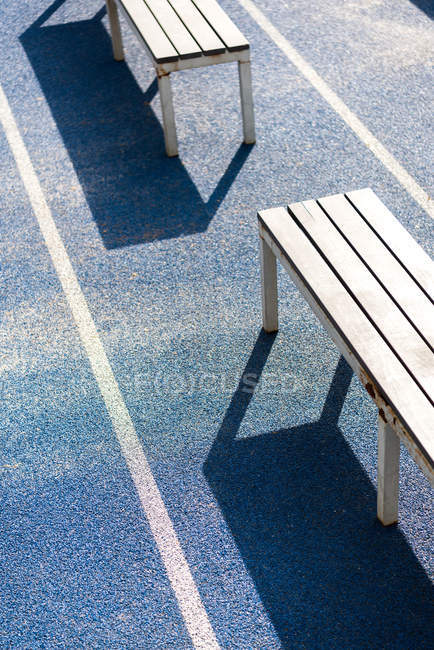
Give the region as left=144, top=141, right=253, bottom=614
left=0, top=0, right=433, bottom=647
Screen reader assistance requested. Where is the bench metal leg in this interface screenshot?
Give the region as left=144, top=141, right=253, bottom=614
left=157, top=73, right=178, bottom=157
left=377, top=415, right=400, bottom=525
left=106, top=0, right=124, bottom=61
left=238, top=61, right=256, bottom=145
left=260, top=236, right=278, bottom=332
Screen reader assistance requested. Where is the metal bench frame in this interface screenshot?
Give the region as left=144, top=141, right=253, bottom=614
left=106, top=0, right=255, bottom=156
left=258, top=189, right=434, bottom=526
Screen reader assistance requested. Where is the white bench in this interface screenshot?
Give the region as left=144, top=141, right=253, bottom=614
left=258, top=188, right=434, bottom=525
left=105, top=0, right=255, bottom=156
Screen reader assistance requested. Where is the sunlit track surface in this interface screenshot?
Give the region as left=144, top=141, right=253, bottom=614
left=0, top=0, right=433, bottom=647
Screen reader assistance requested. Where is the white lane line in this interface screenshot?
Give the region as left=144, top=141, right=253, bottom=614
left=238, top=0, right=433, bottom=218
left=0, top=84, right=219, bottom=650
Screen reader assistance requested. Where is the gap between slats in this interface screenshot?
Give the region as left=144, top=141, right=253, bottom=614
left=144, top=0, right=203, bottom=59
left=119, top=0, right=179, bottom=62
left=315, top=197, right=434, bottom=353
left=287, top=203, right=434, bottom=407
left=345, top=192, right=434, bottom=306
left=190, top=0, right=249, bottom=52
left=166, top=0, right=227, bottom=55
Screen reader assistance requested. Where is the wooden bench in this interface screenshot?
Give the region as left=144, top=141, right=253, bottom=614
left=258, top=188, right=434, bottom=525
left=105, top=0, right=255, bottom=156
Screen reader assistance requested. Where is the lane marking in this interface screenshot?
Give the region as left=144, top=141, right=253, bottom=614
left=0, top=84, right=219, bottom=650
left=238, top=0, right=433, bottom=218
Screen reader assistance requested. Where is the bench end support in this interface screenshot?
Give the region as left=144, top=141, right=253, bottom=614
left=377, top=415, right=400, bottom=525
left=238, top=61, right=256, bottom=145
left=158, top=73, right=179, bottom=157
left=260, top=235, right=278, bottom=333
left=106, top=0, right=125, bottom=61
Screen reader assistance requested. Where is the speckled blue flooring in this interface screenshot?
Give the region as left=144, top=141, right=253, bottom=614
left=0, top=0, right=433, bottom=647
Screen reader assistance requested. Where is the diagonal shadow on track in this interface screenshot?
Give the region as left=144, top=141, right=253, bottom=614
left=204, top=332, right=434, bottom=647
left=20, top=4, right=252, bottom=249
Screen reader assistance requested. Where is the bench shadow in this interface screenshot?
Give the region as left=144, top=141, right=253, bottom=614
left=20, top=4, right=252, bottom=249
left=204, top=332, right=434, bottom=647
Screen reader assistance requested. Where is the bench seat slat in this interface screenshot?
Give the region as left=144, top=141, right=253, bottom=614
left=318, top=193, right=434, bottom=349
left=346, top=188, right=434, bottom=301
left=167, top=0, right=226, bottom=55
left=144, top=0, right=203, bottom=59
left=258, top=206, right=434, bottom=471
left=191, top=0, right=249, bottom=51
left=120, top=0, right=179, bottom=62
left=291, top=199, right=434, bottom=403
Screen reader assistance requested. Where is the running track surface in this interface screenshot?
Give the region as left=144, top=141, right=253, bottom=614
left=0, top=0, right=433, bottom=647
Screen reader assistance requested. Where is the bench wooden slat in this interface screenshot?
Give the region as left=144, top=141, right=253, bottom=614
left=144, top=0, right=203, bottom=59
left=167, top=0, right=227, bottom=55
left=120, top=0, right=179, bottom=62
left=258, top=206, right=434, bottom=470
left=346, top=188, right=434, bottom=301
left=317, top=193, right=434, bottom=350
left=291, top=199, right=434, bottom=402
left=191, top=0, right=249, bottom=51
